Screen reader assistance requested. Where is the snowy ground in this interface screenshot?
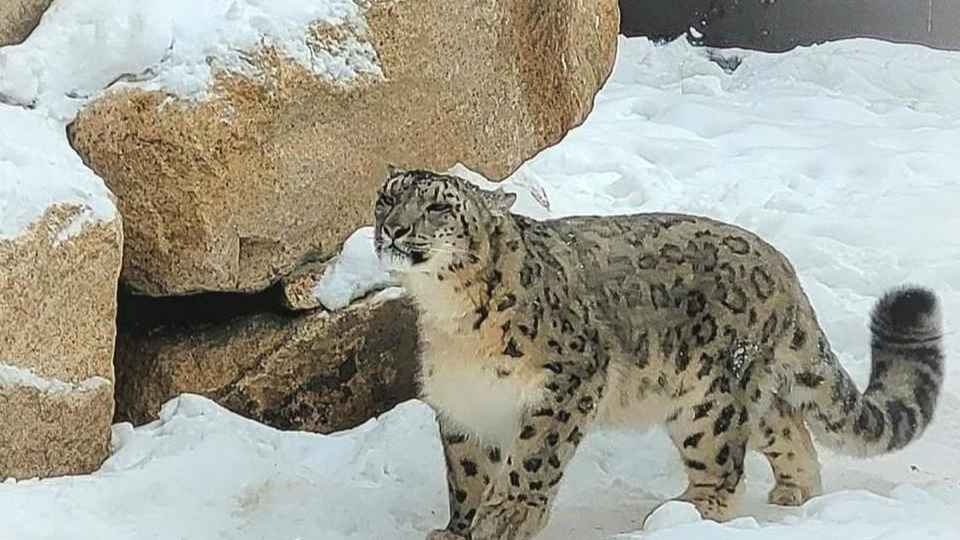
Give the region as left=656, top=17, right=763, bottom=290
left=2, top=36, right=960, bottom=540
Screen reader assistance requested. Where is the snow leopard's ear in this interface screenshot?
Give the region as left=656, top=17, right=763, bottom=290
left=386, top=164, right=406, bottom=177
left=478, top=188, right=517, bottom=215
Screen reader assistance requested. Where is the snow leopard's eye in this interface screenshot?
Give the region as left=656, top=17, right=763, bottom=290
left=426, top=203, right=452, bottom=214
left=377, top=194, right=396, bottom=208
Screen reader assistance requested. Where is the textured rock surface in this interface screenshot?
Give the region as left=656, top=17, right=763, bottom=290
left=114, top=296, right=419, bottom=433
left=68, top=0, right=619, bottom=295
left=0, top=207, right=122, bottom=478
left=0, top=0, right=51, bottom=46
left=0, top=376, right=113, bottom=479
left=279, top=258, right=328, bottom=311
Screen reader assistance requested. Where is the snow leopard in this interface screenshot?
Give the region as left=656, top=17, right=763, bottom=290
left=373, top=168, right=944, bottom=540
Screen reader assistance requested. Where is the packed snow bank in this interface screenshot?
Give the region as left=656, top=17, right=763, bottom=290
left=2, top=36, right=960, bottom=540
left=0, top=0, right=380, bottom=119
left=0, top=395, right=446, bottom=540
left=0, top=106, right=116, bottom=241
left=311, top=227, right=395, bottom=311
left=0, top=393, right=956, bottom=540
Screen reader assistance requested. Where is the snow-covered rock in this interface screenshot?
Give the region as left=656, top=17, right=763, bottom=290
left=0, top=107, right=121, bottom=480
left=1, top=0, right=619, bottom=295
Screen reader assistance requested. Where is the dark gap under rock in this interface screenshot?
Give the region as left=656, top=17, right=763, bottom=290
left=116, top=282, right=296, bottom=334
left=113, top=280, right=420, bottom=436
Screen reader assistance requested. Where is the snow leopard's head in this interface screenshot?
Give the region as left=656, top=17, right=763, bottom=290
left=373, top=166, right=516, bottom=275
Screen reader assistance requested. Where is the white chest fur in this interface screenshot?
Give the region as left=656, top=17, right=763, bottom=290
left=403, top=272, right=545, bottom=448
left=420, top=352, right=543, bottom=449
left=419, top=325, right=548, bottom=448
left=408, top=275, right=546, bottom=448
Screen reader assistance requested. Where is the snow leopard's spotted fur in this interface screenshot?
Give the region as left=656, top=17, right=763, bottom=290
left=373, top=168, right=944, bottom=540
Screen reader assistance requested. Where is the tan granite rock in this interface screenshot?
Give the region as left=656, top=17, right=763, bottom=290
left=114, top=296, right=419, bottom=433
left=279, top=258, right=329, bottom=311
left=0, top=374, right=114, bottom=479
left=0, top=206, right=122, bottom=479
left=68, top=0, right=619, bottom=295
left=0, top=0, right=51, bottom=46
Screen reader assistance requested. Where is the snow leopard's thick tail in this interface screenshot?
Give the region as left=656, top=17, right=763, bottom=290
left=788, top=287, right=944, bottom=457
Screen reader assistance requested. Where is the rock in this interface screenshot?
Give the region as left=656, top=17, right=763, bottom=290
left=0, top=367, right=114, bottom=480
left=67, top=0, right=619, bottom=295
left=0, top=106, right=122, bottom=479
left=279, top=258, right=328, bottom=311
left=114, top=295, right=420, bottom=433
left=0, top=0, right=51, bottom=46
left=0, top=211, right=120, bottom=479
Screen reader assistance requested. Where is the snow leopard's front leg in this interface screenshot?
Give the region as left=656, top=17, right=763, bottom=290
left=428, top=418, right=504, bottom=540
left=470, top=366, right=602, bottom=540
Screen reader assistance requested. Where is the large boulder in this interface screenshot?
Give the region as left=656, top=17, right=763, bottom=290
left=0, top=0, right=50, bottom=46
left=66, top=0, right=619, bottom=295
left=114, top=295, right=419, bottom=433
left=0, top=107, right=121, bottom=479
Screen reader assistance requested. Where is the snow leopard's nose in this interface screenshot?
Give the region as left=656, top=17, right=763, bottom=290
left=382, top=223, right=411, bottom=241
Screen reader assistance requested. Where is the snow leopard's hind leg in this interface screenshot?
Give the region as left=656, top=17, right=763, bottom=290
left=751, top=399, right=822, bottom=506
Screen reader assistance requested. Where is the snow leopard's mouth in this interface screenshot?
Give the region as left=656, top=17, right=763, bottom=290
left=392, top=245, right=427, bottom=264
left=377, top=242, right=428, bottom=267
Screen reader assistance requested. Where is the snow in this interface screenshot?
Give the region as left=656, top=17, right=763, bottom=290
left=641, top=501, right=702, bottom=531
left=0, top=0, right=381, bottom=120
left=311, top=227, right=395, bottom=311
left=3, top=35, right=960, bottom=540
left=0, top=363, right=110, bottom=394
left=1, top=0, right=378, bottom=248
left=0, top=106, right=116, bottom=242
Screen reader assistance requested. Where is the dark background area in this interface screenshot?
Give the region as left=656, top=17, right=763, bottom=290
left=619, top=0, right=960, bottom=51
